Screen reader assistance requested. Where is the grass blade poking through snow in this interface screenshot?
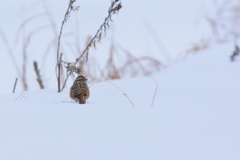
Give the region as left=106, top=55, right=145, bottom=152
left=89, top=81, right=135, bottom=107
left=150, top=76, right=158, bottom=107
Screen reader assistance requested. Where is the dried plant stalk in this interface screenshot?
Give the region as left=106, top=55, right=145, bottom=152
left=60, top=0, right=122, bottom=89
left=75, top=0, right=122, bottom=64
left=58, top=53, right=63, bottom=92
left=105, top=44, right=165, bottom=79
left=33, top=61, right=44, bottom=89
left=22, top=26, right=49, bottom=91
left=62, top=73, right=70, bottom=91
left=57, top=0, right=80, bottom=92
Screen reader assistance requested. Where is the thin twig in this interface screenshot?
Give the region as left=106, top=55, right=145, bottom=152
left=61, top=72, right=70, bottom=91
left=13, top=78, right=18, bottom=93
left=150, top=76, right=158, bottom=107
left=89, top=81, right=135, bottom=107
left=58, top=53, right=63, bottom=92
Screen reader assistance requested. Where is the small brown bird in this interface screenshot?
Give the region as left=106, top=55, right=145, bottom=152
left=70, top=75, right=90, bottom=104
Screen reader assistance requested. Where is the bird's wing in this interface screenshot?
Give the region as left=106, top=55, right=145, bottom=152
left=72, top=83, right=89, bottom=97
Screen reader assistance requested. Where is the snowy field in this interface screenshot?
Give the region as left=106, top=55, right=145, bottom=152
left=1, top=0, right=240, bottom=159
left=0, top=43, right=240, bottom=160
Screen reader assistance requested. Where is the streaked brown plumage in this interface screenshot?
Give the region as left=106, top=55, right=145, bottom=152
left=70, top=75, right=90, bottom=104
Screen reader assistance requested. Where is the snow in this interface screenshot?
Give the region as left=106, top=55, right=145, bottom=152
left=0, top=0, right=240, bottom=159
left=0, top=43, right=240, bottom=160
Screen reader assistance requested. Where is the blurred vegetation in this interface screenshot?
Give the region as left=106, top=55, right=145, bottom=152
left=0, top=0, right=165, bottom=91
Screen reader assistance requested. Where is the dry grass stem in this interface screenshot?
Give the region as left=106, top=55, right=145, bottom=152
left=60, top=0, right=122, bottom=88
left=75, top=0, right=122, bottom=63
left=0, top=28, right=21, bottom=77
left=89, top=81, right=135, bottom=107
left=67, top=39, right=165, bottom=83
left=61, top=73, right=70, bottom=91
left=14, top=13, right=47, bottom=46
left=150, top=76, right=158, bottom=107
left=33, top=61, right=44, bottom=89
left=13, top=78, right=18, bottom=93
left=183, top=0, right=240, bottom=61
left=57, top=0, right=80, bottom=92
left=42, top=0, right=58, bottom=36
left=58, top=53, right=63, bottom=92
left=21, top=25, right=49, bottom=91
left=0, top=28, right=29, bottom=91
left=182, top=38, right=211, bottom=60
left=105, top=43, right=165, bottom=79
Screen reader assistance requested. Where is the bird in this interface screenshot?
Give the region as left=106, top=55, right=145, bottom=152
left=70, top=75, right=90, bottom=104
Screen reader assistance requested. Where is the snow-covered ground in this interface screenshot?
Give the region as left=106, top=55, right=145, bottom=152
left=0, top=43, right=240, bottom=160
left=1, top=0, right=240, bottom=159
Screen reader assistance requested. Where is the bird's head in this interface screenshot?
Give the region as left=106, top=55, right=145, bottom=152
left=75, top=75, right=88, bottom=82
